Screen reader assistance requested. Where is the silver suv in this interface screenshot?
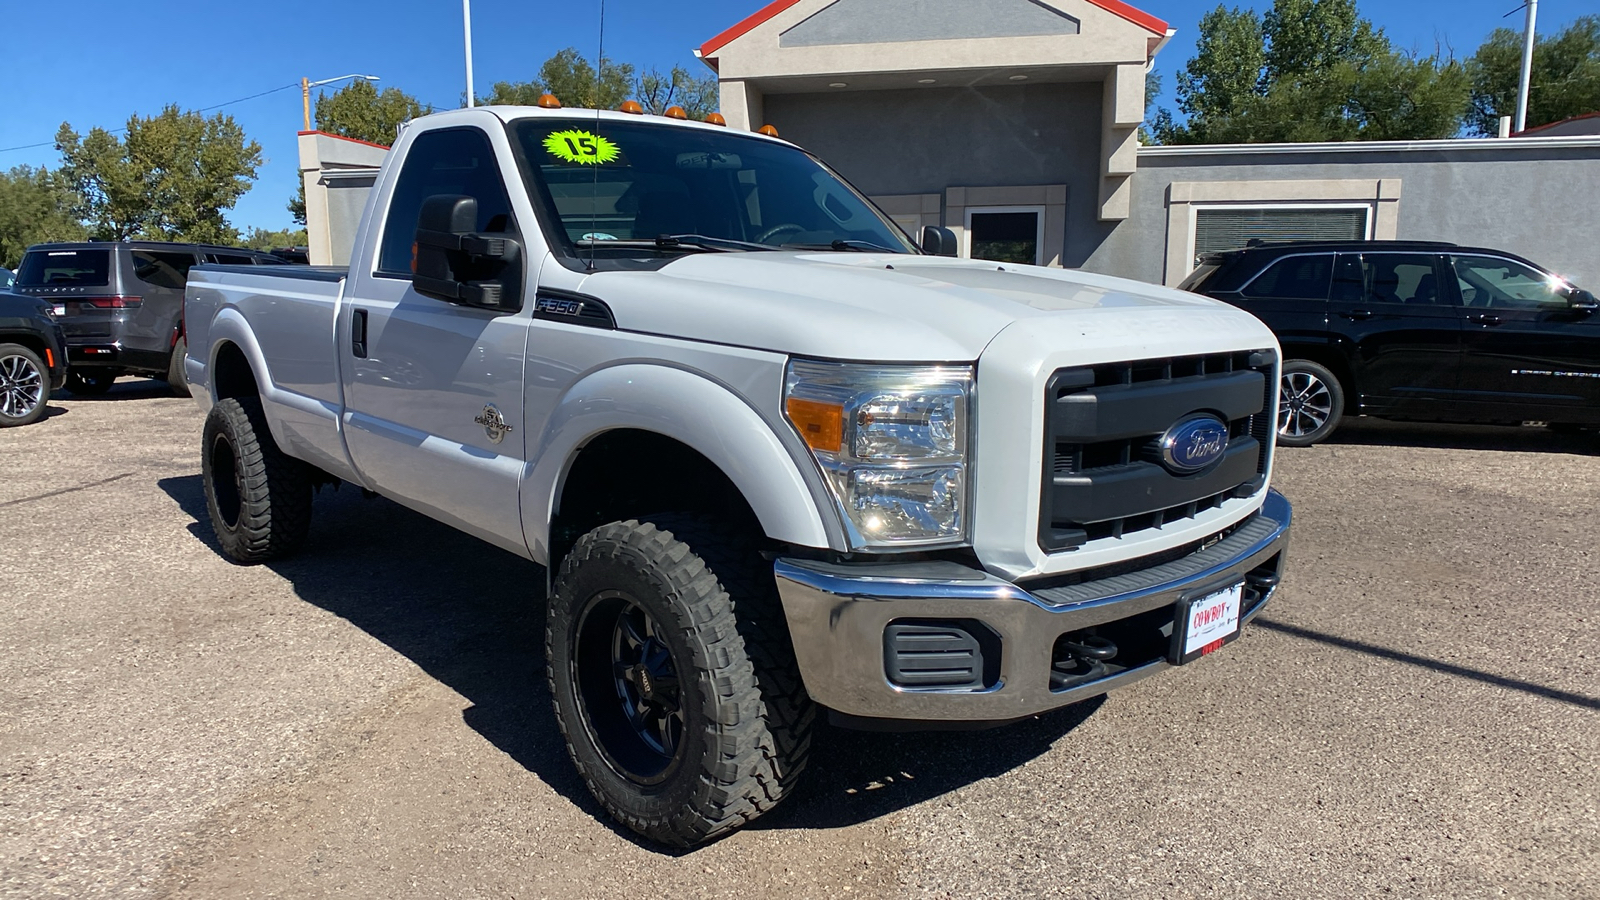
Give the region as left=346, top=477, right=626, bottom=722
left=12, top=242, right=285, bottom=396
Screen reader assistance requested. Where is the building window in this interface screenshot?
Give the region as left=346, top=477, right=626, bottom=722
left=967, top=206, right=1045, bottom=265
left=1193, top=206, right=1371, bottom=261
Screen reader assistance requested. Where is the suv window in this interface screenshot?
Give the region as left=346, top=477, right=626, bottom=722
left=1450, top=255, right=1568, bottom=309
left=132, top=251, right=198, bottom=290
left=378, top=128, right=513, bottom=276
left=16, top=249, right=111, bottom=287
left=207, top=253, right=258, bottom=265
left=1333, top=253, right=1443, bottom=305
left=1241, top=254, right=1332, bottom=300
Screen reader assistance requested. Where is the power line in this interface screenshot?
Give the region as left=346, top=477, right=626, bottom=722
left=0, top=81, right=301, bottom=155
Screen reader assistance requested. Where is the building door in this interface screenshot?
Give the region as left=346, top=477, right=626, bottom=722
left=1447, top=253, right=1600, bottom=422
left=1328, top=252, right=1463, bottom=413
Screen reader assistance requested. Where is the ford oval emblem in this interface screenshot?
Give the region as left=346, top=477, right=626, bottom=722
left=1160, top=415, right=1229, bottom=474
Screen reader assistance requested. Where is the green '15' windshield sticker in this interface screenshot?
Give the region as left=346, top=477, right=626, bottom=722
left=544, top=129, right=620, bottom=165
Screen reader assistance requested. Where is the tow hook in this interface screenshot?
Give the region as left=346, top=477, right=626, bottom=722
left=1050, top=632, right=1118, bottom=690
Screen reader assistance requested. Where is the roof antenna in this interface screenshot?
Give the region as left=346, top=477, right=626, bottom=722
left=588, top=0, right=606, bottom=271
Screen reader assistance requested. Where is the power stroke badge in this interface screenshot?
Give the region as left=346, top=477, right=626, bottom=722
left=474, top=404, right=514, bottom=444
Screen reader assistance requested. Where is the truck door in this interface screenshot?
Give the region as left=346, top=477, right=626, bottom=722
left=1447, top=253, right=1600, bottom=422
left=1328, top=252, right=1462, bottom=414
left=339, top=126, right=532, bottom=555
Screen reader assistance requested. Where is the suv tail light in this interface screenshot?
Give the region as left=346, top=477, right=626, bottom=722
left=83, top=296, right=143, bottom=309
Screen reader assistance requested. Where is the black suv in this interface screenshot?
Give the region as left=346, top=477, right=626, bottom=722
left=0, top=290, right=68, bottom=427
left=1182, top=241, right=1600, bottom=445
left=11, top=242, right=285, bottom=397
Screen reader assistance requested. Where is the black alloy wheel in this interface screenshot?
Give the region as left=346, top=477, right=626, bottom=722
left=574, top=591, right=687, bottom=784
left=1277, top=360, right=1345, bottom=447
left=0, top=344, right=48, bottom=427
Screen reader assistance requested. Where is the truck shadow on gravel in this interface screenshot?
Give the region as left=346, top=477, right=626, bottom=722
left=158, top=474, right=1101, bottom=850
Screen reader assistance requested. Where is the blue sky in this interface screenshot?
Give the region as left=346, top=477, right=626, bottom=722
left=1, top=0, right=1591, bottom=235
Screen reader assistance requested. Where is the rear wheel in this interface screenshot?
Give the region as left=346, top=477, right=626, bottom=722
left=65, top=370, right=116, bottom=396
left=201, top=396, right=313, bottom=563
left=1277, top=360, right=1344, bottom=447
left=166, top=337, right=191, bottom=398
left=547, top=517, right=814, bottom=847
left=0, top=343, right=49, bottom=427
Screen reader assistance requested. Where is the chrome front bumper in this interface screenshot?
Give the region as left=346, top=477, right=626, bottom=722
left=773, top=490, right=1291, bottom=723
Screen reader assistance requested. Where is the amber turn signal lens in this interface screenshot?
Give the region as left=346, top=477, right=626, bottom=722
left=758, top=124, right=780, bottom=137
left=704, top=112, right=727, bottom=126
left=619, top=100, right=644, bottom=115
left=785, top=397, right=843, bottom=454
left=537, top=93, right=561, bottom=109
left=410, top=241, right=418, bottom=273
left=664, top=105, right=688, bottom=120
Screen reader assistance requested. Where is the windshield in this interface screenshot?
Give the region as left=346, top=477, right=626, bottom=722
left=511, top=118, right=916, bottom=266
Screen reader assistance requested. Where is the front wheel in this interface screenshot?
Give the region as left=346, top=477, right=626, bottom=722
left=547, top=518, right=814, bottom=847
left=1277, top=360, right=1345, bottom=447
left=201, top=396, right=313, bottom=563
left=0, top=343, right=49, bottom=427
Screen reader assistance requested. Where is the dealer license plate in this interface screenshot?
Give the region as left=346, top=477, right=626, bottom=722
left=53, top=305, right=66, bottom=316
left=1170, top=582, right=1243, bottom=665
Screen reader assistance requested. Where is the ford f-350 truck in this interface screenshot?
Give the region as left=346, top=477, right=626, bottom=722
left=184, top=105, right=1292, bottom=846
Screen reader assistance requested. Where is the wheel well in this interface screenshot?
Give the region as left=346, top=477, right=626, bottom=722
left=0, top=332, right=49, bottom=364
left=212, top=341, right=259, bottom=401
left=1281, top=344, right=1355, bottom=399
left=550, top=429, right=766, bottom=572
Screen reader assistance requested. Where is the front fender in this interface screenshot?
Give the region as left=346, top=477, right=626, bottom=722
left=523, top=363, right=835, bottom=565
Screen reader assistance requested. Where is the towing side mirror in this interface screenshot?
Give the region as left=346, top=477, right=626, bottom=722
left=920, top=226, right=959, bottom=257
left=413, top=194, right=523, bottom=312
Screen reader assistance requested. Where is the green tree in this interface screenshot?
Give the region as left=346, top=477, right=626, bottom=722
left=239, top=226, right=308, bottom=252
left=0, top=166, right=86, bottom=268
left=635, top=66, right=719, bottom=118
left=1156, top=0, right=1470, bottom=144
left=314, top=80, right=430, bottom=146
left=480, top=47, right=635, bottom=110
left=1467, top=15, right=1600, bottom=135
left=55, top=106, right=262, bottom=243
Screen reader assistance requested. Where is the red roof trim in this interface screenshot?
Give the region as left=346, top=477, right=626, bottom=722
left=1513, top=110, right=1600, bottom=137
left=701, top=0, right=806, bottom=57
left=297, top=130, right=391, bottom=150
left=700, top=0, right=1168, bottom=57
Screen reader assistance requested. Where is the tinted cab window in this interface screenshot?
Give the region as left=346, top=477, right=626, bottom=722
left=378, top=128, right=514, bottom=276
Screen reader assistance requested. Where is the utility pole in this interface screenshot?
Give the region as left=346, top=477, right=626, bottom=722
left=464, top=0, right=476, bottom=108
left=1514, top=0, right=1539, bottom=134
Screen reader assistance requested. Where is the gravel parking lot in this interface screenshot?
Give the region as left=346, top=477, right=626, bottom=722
left=2, top=380, right=1597, bottom=899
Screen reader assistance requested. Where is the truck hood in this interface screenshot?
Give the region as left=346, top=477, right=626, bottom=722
left=576, top=253, right=1257, bottom=362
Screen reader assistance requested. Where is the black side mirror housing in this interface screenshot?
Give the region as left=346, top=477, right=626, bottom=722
left=920, top=226, right=959, bottom=257
left=414, top=194, right=523, bottom=311
left=1567, top=287, right=1598, bottom=311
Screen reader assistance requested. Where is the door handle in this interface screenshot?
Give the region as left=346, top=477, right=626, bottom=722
left=1340, top=309, right=1375, bottom=321
left=352, top=309, right=368, bottom=357
left=1468, top=313, right=1503, bottom=326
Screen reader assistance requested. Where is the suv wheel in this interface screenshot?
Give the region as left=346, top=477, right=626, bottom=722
left=1278, top=360, right=1344, bottom=447
left=0, top=343, right=49, bottom=427
left=547, top=517, right=814, bottom=847
left=66, top=370, right=116, bottom=396
left=166, top=337, right=192, bottom=398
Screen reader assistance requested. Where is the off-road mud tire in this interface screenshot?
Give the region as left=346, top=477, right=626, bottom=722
left=546, top=517, right=815, bottom=847
left=201, top=396, right=312, bottom=563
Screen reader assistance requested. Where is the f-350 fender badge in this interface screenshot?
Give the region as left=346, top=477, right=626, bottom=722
left=474, top=404, right=514, bottom=444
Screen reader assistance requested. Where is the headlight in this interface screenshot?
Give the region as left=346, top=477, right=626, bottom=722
left=784, top=359, right=973, bottom=549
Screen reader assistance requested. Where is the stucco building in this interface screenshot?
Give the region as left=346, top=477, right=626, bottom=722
left=698, top=0, right=1600, bottom=287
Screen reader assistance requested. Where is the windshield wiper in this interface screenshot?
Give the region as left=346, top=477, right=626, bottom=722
left=572, top=234, right=769, bottom=254
left=783, top=239, right=901, bottom=253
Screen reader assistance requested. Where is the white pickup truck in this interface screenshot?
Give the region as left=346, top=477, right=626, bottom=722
left=185, top=105, right=1292, bottom=846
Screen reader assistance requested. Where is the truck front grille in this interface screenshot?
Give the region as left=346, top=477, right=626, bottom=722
left=1039, top=350, right=1276, bottom=552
